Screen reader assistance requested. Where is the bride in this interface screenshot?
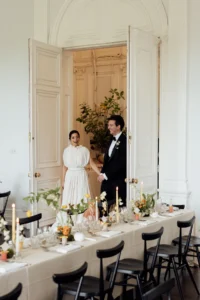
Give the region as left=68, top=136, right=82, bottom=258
left=52, top=130, right=100, bottom=229
left=62, top=130, right=100, bottom=205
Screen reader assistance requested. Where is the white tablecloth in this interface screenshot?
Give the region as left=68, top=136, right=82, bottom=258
left=0, top=210, right=194, bottom=300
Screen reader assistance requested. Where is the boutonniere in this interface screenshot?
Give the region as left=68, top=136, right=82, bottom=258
left=115, top=141, right=121, bottom=149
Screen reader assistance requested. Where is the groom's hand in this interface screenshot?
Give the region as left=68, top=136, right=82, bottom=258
left=97, top=174, right=104, bottom=182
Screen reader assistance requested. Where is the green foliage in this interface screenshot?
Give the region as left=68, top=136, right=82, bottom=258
left=133, top=193, right=156, bottom=215
left=142, top=193, right=156, bottom=213
left=76, top=88, right=125, bottom=152
left=60, top=199, right=88, bottom=215
left=23, top=187, right=61, bottom=210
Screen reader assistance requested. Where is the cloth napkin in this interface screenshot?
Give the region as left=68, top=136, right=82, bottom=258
left=95, top=230, right=122, bottom=238
left=49, top=244, right=82, bottom=253
left=0, top=262, right=27, bottom=274
left=162, top=211, right=184, bottom=217
left=134, top=220, right=158, bottom=226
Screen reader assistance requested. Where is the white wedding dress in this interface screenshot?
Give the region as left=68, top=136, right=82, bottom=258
left=62, top=144, right=91, bottom=205
left=51, top=145, right=90, bottom=231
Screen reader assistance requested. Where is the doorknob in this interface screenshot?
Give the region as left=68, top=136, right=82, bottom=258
left=34, top=172, right=41, bottom=178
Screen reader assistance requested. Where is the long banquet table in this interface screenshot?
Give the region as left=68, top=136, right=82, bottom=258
left=0, top=210, right=195, bottom=300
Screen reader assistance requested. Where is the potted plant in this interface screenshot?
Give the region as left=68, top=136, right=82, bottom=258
left=76, top=88, right=126, bottom=157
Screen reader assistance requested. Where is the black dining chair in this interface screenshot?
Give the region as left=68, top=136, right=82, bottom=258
left=147, top=216, right=199, bottom=300
left=0, top=283, right=22, bottom=300
left=172, top=210, right=200, bottom=266
left=106, top=227, right=164, bottom=299
left=142, top=278, right=175, bottom=300
left=0, top=191, right=11, bottom=220
left=53, top=262, right=88, bottom=300
left=63, top=241, right=124, bottom=300
left=19, top=213, right=42, bottom=228
left=172, top=204, right=185, bottom=210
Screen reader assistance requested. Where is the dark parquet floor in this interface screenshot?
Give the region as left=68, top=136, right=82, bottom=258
left=116, top=266, right=200, bottom=299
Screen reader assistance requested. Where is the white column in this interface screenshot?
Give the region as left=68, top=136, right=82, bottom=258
left=159, top=0, right=189, bottom=205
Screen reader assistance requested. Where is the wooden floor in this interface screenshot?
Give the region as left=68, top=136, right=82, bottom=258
left=116, top=266, right=200, bottom=299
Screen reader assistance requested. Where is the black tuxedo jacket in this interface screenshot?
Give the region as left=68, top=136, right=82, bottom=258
left=101, top=133, right=126, bottom=180
left=101, top=133, right=126, bottom=205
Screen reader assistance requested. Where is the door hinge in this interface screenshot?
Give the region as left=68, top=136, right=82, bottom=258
left=128, top=132, right=132, bottom=145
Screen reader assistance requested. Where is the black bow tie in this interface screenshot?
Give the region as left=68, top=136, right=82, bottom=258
left=112, top=137, right=116, bottom=141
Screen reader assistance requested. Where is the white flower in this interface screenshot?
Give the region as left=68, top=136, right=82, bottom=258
left=134, top=207, right=140, bottom=214
left=3, top=220, right=7, bottom=225
left=4, top=235, right=10, bottom=241
left=0, top=223, right=3, bottom=228
left=102, top=216, right=107, bottom=223
left=109, top=211, right=116, bottom=217
left=100, top=191, right=107, bottom=200
left=47, top=194, right=56, bottom=200
left=119, top=198, right=123, bottom=206
left=102, top=201, right=107, bottom=211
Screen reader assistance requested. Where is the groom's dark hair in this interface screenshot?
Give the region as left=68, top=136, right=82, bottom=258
left=108, top=115, right=125, bottom=130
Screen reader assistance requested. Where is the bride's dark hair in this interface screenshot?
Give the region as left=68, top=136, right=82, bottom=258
left=69, top=130, right=80, bottom=140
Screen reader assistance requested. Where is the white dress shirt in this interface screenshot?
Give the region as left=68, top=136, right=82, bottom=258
left=108, top=132, right=122, bottom=157
left=102, top=132, right=122, bottom=180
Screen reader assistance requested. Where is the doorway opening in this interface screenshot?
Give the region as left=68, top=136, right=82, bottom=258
left=63, top=44, right=127, bottom=198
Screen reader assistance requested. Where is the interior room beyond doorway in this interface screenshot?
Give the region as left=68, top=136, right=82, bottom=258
left=65, top=45, right=127, bottom=198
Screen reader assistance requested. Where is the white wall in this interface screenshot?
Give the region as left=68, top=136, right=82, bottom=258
left=0, top=0, right=34, bottom=218
left=187, top=0, right=200, bottom=223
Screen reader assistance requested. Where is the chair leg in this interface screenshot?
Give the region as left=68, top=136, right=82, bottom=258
left=185, top=259, right=200, bottom=295
left=196, top=246, right=200, bottom=267
left=122, top=274, right=128, bottom=297
left=136, top=275, right=143, bottom=300
left=57, top=286, right=63, bottom=300
left=164, top=259, right=171, bottom=281
left=171, top=257, right=184, bottom=300
left=167, top=291, right=171, bottom=300
left=106, top=268, right=112, bottom=281
left=157, top=257, right=162, bottom=284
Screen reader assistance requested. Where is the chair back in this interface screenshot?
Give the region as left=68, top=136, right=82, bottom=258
left=0, top=191, right=11, bottom=218
left=177, top=216, right=195, bottom=260
left=173, top=204, right=185, bottom=209
left=53, top=262, right=87, bottom=300
left=142, top=278, right=175, bottom=300
left=19, top=213, right=42, bottom=228
left=142, top=227, right=164, bottom=279
left=96, top=240, right=124, bottom=300
left=0, top=283, right=22, bottom=300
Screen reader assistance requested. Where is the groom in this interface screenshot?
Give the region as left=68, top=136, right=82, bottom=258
left=98, top=115, right=127, bottom=208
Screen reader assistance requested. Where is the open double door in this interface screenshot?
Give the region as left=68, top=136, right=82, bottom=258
left=29, top=27, right=158, bottom=225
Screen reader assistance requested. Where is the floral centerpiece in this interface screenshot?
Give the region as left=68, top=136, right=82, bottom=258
left=132, top=193, right=156, bottom=217
left=0, top=217, right=10, bottom=242
left=98, top=191, right=123, bottom=225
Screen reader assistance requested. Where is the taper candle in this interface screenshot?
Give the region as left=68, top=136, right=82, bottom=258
left=95, top=197, right=98, bottom=221
left=16, top=218, right=20, bottom=255
left=12, top=204, right=16, bottom=243
left=116, top=187, right=119, bottom=223
left=140, top=181, right=143, bottom=200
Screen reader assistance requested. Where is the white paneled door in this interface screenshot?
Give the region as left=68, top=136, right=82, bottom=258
left=29, top=39, right=63, bottom=226
left=127, top=27, right=158, bottom=204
